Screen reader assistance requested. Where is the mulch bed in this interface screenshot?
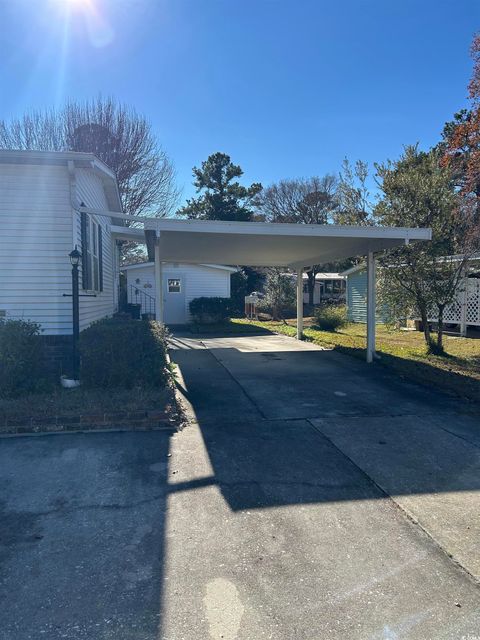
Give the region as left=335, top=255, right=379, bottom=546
left=0, top=385, right=183, bottom=436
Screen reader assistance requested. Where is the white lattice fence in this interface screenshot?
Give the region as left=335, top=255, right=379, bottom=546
left=466, top=279, right=480, bottom=326
left=442, top=297, right=462, bottom=323
left=423, top=277, right=480, bottom=327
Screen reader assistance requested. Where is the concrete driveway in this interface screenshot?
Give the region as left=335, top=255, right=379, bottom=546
left=1, top=331, right=480, bottom=639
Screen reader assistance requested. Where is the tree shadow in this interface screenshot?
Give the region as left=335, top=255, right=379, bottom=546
left=171, top=339, right=480, bottom=514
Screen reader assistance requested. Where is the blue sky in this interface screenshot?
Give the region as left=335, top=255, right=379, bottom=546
left=0, top=0, right=479, bottom=204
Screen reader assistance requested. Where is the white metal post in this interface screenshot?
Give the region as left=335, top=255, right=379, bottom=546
left=296, top=267, right=304, bottom=340
left=366, top=251, right=376, bottom=363
left=154, top=242, right=164, bottom=324
left=460, top=265, right=468, bottom=337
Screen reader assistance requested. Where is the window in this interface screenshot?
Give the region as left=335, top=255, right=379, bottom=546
left=168, top=278, right=181, bottom=293
left=81, top=213, right=103, bottom=292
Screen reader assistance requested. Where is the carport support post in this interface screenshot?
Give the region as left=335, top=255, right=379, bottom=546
left=366, top=251, right=376, bottom=363
left=154, top=242, right=164, bottom=324
left=296, top=267, right=304, bottom=340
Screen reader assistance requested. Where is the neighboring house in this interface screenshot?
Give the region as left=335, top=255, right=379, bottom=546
left=122, top=262, right=236, bottom=324
left=301, top=272, right=346, bottom=305
left=342, top=264, right=383, bottom=324
left=0, top=150, right=123, bottom=336
left=285, top=272, right=346, bottom=305
left=342, top=259, right=480, bottom=333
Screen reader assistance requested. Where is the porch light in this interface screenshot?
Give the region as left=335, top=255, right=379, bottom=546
left=69, top=246, right=82, bottom=267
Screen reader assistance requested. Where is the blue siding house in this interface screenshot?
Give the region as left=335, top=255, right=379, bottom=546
left=342, top=264, right=387, bottom=323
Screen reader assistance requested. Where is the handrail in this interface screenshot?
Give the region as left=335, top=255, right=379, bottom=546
left=128, top=285, right=156, bottom=317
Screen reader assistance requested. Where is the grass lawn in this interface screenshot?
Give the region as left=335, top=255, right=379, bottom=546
left=230, top=317, right=480, bottom=404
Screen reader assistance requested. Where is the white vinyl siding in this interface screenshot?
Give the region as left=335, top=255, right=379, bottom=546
left=0, top=163, right=73, bottom=334
left=0, top=161, right=118, bottom=335
left=184, top=265, right=231, bottom=322
left=123, top=263, right=232, bottom=323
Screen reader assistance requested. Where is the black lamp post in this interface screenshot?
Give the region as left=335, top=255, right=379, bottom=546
left=69, top=246, right=82, bottom=380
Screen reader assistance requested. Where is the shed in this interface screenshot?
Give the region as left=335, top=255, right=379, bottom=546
left=121, top=262, right=236, bottom=325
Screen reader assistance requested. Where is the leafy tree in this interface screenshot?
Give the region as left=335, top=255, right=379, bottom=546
left=375, top=146, right=477, bottom=353
left=258, top=269, right=296, bottom=321
left=256, top=175, right=338, bottom=305
left=178, top=152, right=262, bottom=221
left=442, top=34, right=480, bottom=220
left=230, top=267, right=266, bottom=314
left=336, top=158, right=373, bottom=225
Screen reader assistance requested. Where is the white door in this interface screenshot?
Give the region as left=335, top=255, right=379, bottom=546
left=163, top=273, right=186, bottom=324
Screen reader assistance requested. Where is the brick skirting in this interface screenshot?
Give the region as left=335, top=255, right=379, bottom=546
left=1, top=409, right=176, bottom=435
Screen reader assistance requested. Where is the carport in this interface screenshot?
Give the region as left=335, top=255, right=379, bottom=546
left=143, top=219, right=431, bottom=363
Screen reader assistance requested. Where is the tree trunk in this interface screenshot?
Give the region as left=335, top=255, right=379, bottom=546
left=435, top=305, right=446, bottom=354
left=419, top=305, right=434, bottom=352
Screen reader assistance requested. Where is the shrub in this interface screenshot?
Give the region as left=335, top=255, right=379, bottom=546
left=189, top=297, right=231, bottom=325
left=0, top=319, right=47, bottom=398
left=313, top=305, right=348, bottom=332
left=80, top=316, right=168, bottom=389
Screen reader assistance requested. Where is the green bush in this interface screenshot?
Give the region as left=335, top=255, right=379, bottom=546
left=313, top=305, right=348, bottom=332
left=189, top=297, right=231, bottom=325
left=80, top=316, right=169, bottom=389
left=0, top=319, right=47, bottom=398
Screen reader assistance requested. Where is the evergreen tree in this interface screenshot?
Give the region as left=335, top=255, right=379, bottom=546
left=178, top=152, right=262, bottom=221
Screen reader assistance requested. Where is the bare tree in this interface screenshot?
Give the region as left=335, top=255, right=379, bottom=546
left=256, top=175, right=338, bottom=305
left=0, top=97, right=179, bottom=219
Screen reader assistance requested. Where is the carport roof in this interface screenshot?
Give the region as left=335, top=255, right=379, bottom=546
left=144, top=218, right=431, bottom=267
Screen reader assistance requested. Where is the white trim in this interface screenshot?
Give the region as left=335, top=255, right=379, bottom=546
left=144, top=217, right=432, bottom=241
left=366, top=252, right=376, bottom=363
left=341, top=264, right=366, bottom=277
left=0, top=150, right=116, bottom=180
left=154, top=246, right=163, bottom=324
left=296, top=267, right=304, bottom=340
left=342, top=253, right=480, bottom=277
left=121, top=261, right=237, bottom=273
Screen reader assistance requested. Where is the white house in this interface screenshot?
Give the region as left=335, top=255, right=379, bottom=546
left=0, top=150, right=122, bottom=335
left=0, top=150, right=236, bottom=343
left=300, top=272, right=346, bottom=305
left=122, top=262, right=236, bottom=324
left=0, top=149, right=433, bottom=366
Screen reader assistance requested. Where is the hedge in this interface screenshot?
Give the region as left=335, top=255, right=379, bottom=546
left=189, top=297, right=231, bottom=325
left=0, top=319, right=47, bottom=398
left=80, top=316, right=169, bottom=389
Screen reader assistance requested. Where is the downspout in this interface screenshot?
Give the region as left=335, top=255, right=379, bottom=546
left=67, top=160, right=78, bottom=248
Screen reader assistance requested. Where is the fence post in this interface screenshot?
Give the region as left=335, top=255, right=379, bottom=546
left=460, top=269, right=468, bottom=337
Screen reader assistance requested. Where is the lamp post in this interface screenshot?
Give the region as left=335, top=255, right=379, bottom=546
left=69, top=246, right=81, bottom=380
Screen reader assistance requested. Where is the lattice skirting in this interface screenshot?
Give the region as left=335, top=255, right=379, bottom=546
left=424, top=278, right=480, bottom=327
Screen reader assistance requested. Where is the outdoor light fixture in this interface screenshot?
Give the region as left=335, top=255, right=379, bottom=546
left=69, top=246, right=81, bottom=267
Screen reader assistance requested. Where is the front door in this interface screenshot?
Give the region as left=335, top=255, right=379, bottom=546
left=163, top=273, right=186, bottom=324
